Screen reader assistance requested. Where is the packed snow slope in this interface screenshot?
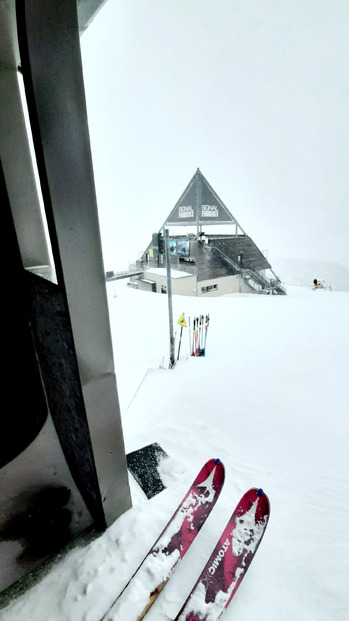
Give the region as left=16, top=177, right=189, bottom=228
left=2, top=283, right=349, bottom=621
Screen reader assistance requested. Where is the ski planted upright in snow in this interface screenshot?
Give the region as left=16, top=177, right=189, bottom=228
left=199, top=314, right=209, bottom=356
left=191, top=314, right=210, bottom=357
left=174, top=487, right=270, bottom=620
left=101, top=459, right=225, bottom=621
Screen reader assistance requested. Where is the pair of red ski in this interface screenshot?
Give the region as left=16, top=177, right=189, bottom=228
left=101, top=459, right=270, bottom=621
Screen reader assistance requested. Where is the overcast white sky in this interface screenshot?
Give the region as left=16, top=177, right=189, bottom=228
left=80, top=0, right=349, bottom=272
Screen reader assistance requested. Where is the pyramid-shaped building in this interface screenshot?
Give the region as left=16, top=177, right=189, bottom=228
left=137, top=169, right=285, bottom=296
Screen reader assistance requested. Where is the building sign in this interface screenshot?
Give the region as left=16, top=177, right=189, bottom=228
left=169, top=240, right=177, bottom=255
left=201, top=204, right=219, bottom=218
left=177, top=240, right=190, bottom=256
left=166, top=172, right=237, bottom=225
left=178, top=205, right=194, bottom=218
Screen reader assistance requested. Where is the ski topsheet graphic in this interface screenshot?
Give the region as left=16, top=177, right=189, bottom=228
left=102, top=459, right=225, bottom=621
left=174, top=488, right=270, bottom=620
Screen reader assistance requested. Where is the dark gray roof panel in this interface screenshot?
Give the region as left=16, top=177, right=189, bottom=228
left=209, top=236, right=271, bottom=271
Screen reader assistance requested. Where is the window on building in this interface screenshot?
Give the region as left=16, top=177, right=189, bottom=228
left=201, top=284, right=218, bottom=293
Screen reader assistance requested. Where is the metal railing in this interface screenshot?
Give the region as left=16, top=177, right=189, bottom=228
left=209, top=246, right=286, bottom=294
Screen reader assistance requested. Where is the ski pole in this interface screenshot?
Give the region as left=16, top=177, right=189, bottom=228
left=204, top=314, right=210, bottom=353
left=177, top=325, right=183, bottom=360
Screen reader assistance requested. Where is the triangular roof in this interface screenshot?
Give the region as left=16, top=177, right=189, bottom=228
left=164, top=169, right=245, bottom=232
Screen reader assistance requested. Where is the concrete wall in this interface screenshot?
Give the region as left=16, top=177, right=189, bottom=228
left=138, top=279, right=156, bottom=292
left=144, top=269, right=197, bottom=296
left=198, top=274, right=258, bottom=296
left=198, top=275, right=237, bottom=296
left=141, top=269, right=257, bottom=297
left=172, top=274, right=197, bottom=296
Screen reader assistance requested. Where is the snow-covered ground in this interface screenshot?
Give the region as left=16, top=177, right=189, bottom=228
left=272, top=258, right=349, bottom=292
left=2, top=282, right=349, bottom=620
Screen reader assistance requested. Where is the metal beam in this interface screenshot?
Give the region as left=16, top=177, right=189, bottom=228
left=16, top=0, right=132, bottom=525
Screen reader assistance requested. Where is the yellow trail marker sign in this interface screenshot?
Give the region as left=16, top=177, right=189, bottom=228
left=178, top=313, right=187, bottom=328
